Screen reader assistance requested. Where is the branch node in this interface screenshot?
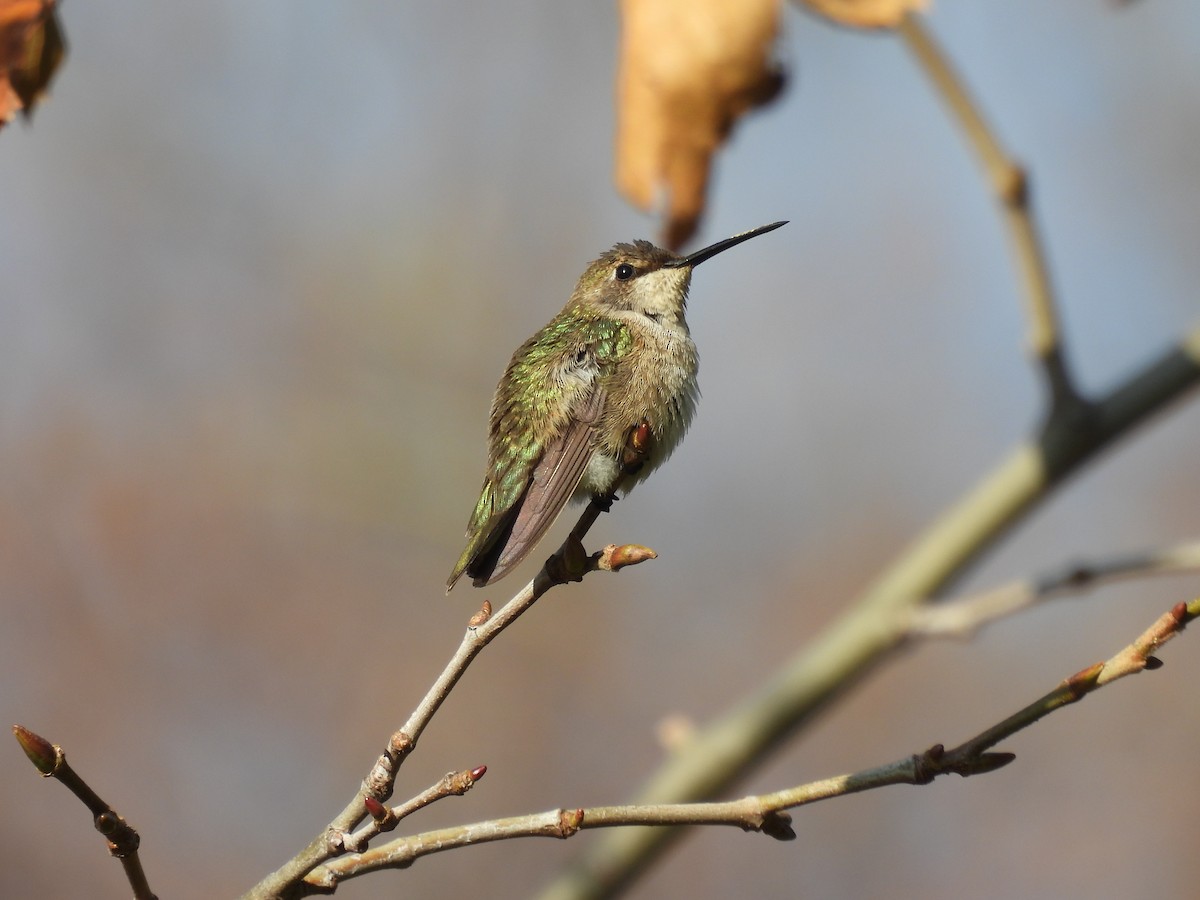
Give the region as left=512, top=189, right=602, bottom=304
left=364, top=759, right=395, bottom=800
left=557, top=808, right=585, bottom=838
left=960, top=751, right=1017, bottom=777
left=341, top=831, right=368, bottom=854
left=912, top=744, right=944, bottom=784
left=997, top=161, right=1028, bottom=207
left=759, top=810, right=796, bottom=841
left=444, top=768, right=481, bottom=796
left=468, top=599, right=493, bottom=628
left=1064, top=661, right=1104, bottom=699
left=94, top=810, right=120, bottom=837
left=1050, top=561, right=1093, bottom=592
left=324, top=828, right=347, bottom=854
left=389, top=730, right=414, bottom=758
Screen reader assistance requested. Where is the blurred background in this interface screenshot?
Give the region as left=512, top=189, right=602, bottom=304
left=3, top=1, right=1199, bottom=897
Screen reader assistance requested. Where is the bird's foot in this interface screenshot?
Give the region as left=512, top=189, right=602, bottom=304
left=622, top=419, right=654, bottom=476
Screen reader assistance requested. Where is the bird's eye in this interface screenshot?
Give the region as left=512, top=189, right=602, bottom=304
left=615, top=263, right=636, bottom=281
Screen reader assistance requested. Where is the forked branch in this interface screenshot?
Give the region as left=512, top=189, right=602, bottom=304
left=289, top=596, right=1197, bottom=893
left=245, top=429, right=657, bottom=900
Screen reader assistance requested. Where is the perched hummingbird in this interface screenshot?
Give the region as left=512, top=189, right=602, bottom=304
left=447, top=221, right=787, bottom=591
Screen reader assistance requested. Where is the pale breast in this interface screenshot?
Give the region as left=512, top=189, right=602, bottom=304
left=594, top=316, right=699, bottom=489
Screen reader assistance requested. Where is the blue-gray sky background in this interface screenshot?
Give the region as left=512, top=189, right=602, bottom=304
left=2, top=2, right=1199, bottom=897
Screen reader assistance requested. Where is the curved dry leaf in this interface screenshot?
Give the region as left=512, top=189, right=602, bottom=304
left=615, top=0, right=784, bottom=249
left=801, top=0, right=930, bottom=29
left=0, top=0, right=65, bottom=129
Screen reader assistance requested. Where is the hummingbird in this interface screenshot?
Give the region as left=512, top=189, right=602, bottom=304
left=447, top=220, right=787, bottom=591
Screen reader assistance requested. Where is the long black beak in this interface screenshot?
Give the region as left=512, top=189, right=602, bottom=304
left=664, top=220, right=788, bottom=269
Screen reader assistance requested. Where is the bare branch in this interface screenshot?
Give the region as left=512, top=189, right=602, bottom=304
left=244, top=445, right=657, bottom=899
left=296, top=596, right=1198, bottom=893
left=898, top=13, right=1083, bottom=421
left=342, top=766, right=487, bottom=853
left=12, top=725, right=157, bottom=900
left=906, top=538, right=1200, bottom=639
left=538, top=318, right=1200, bottom=899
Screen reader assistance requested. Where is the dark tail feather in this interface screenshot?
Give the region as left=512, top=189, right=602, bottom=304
left=465, top=502, right=522, bottom=587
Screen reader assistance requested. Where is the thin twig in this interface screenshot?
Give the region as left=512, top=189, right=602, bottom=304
left=245, top=445, right=655, bottom=899
left=906, top=538, right=1200, bottom=639
left=12, top=726, right=157, bottom=900
left=537, top=321, right=1200, bottom=900
left=343, top=767, right=488, bottom=852
left=297, top=596, right=1198, bottom=892
left=898, top=13, right=1084, bottom=423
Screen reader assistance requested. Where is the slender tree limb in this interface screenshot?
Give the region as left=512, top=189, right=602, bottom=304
left=536, top=325, right=1200, bottom=900
left=244, top=430, right=658, bottom=900
left=898, top=14, right=1083, bottom=420
left=343, top=766, right=488, bottom=852
left=12, top=725, right=157, bottom=900
left=537, top=12, right=1200, bottom=892
left=951, top=598, right=1198, bottom=762
left=295, top=596, right=1197, bottom=893
left=906, top=538, right=1200, bottom=639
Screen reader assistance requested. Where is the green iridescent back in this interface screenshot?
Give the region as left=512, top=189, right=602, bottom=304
left=459, top=311, right=632, bottom=559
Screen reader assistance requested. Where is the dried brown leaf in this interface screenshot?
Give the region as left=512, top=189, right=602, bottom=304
left=615, top=0, right=784, bottom=249
left=801, top=0, right=930, bottom=29
left=0, top=0, right=65, bottom=129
